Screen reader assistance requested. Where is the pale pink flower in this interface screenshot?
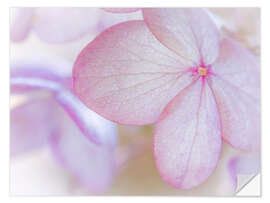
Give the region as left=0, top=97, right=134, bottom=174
left=10, top=55, right=118, bottom=193
left=73, top=8, right=260, bottom=189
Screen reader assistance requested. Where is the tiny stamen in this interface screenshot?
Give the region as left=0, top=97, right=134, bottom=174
left=198, top=67, right=207, bottom=76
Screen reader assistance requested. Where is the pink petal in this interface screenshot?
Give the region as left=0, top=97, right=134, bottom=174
left=10, top=8, right=35, bottom=42
left=49, top=106, right=115, bottom=193
left=211, top=38, right=260, bottom=151
left=102, top=8, right=140, bottom=13
left=33, top=8, right=100, bottom=43
left=154, top=80, right=222, bottom=189
left=73, top=20, right=193, bottom=125
left=10, top=98, right=54, bottom=156
left=142, top=8, right=221, bottom=65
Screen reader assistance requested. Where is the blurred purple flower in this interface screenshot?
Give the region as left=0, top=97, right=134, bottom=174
left=10, top=55, right=118, bottom=193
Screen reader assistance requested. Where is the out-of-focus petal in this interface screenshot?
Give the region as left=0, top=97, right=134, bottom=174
left=33, top=8, right=101, bottom=43
left=154, top=80, right=222, bottom=189
left=73, top=20, right=193, bottom=125
left=142, top=8, right=221, bottom=65
left=49, top=103, right=116, bottom=193
left=10, top=148, right=79, bottom=195
left=10, top=8, right=35, bottom=42
left=211, top=38, right=260, bottom=151
left=11, top=73, right=117, bottom=193
left=227, top=154, right=260, bottom=190
left=102, top=8, right=140, bottom=13
left=11, top=58, right=118, bottom=146
left=97, top=8, right=143, bottom=32
left=10, top=53, right=72, bottom=81
left=55, top=88, right=118, bottom=147
left=210, top=8, right=260, bottom=55
left=10, top=60, right=72, bottom=93
left=10, top=98, right=54, bottom=156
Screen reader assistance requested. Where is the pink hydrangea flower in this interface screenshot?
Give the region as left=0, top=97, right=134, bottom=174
left=73, top=8, right=260, bottom=189
left=10, top=8, right=142, bottom=43
left=10, top=55, right=118, bottom=193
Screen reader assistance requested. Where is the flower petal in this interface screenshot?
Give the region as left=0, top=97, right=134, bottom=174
left=49, top=105, right=116, bottom=193
left=73, top=20, right=193, bottom=125
left=56, top=88, right=118, bottom=147
left=11, top=58, right=117, bottom=146
left=33, top=8, right=101, bottom=43
left=102, top=8, right=140, bottom=13
left=98, top=8, right=143, bottom=32
left=10, top=8, right=35, bottom=42
left=227, top=153, right=260, bottom=190
left=154, top=80, right=222, bottom=189
left=228, top=154, right=260, bottom=176
left=10, top=53, right=72, bottom=80
left=142, top=8, right=221, bottom=65
left=10, top=148, right=78, bottom=195
left=210, top=8, right=260, bottom=55
left=10, top=98, right=54, bottom=156
left=10, top=61, right=72, bottom=93
left=211, top=38, right=260, bottom=151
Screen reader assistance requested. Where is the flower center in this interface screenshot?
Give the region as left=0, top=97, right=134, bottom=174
left=189, top=65, right=212, bottom=78
left=198, top=67, right=207, bottom=76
